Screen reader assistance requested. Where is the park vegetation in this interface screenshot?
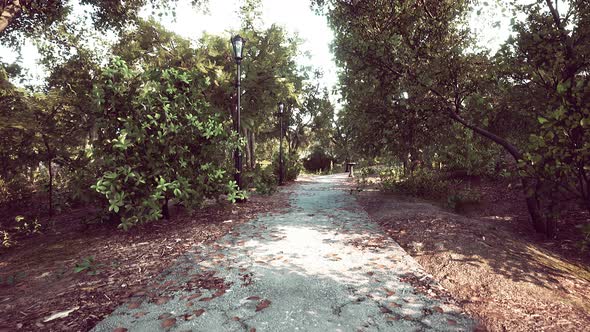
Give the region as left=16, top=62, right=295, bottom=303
left=1, top=0, right=589, bottom=250
left=312, top=0, right=590, bottom=242
left=0, top=0, right=334, bottom=244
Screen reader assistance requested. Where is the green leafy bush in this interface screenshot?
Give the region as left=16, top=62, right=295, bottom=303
left=446, top=187, right=483, bottom=212
left=91, top=57, right=242, bottom=229
left=437, top=133, right=503, bottom=177
left=256, top=166, right=278, bottom=195
left=378, top=166, right=404, bottom=192
left=74, top=256, right=103, bottom=275
left=0, top=175, right=34, bottom=205
left=273, top=152, right=302, bottom=182
left=1, top=230, right=11, bottom=248
left=14, top=215, right=41, bottom=235
left=380, top=167, right=452, bottom=200
left=0, top=215, right=42, bottom=248
left=361, top=167, right=378, bottom=176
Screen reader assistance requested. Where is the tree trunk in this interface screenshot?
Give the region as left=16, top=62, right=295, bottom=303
left=249, top=131, right=256, bottom=169
left=449, top=110, right=549, bottom=236
left=402, top=158, right=408, bottom=176
left=243, top=127, right=251, bottom=170
left=521, top=177, right=546, bottom=234
left=0, top=0, right=22, bottom=35
left=42, top=135, right=54, bottom=218
left=48, top=160, right=53, bottom=217
left=162, top=196, right=170, bottom=220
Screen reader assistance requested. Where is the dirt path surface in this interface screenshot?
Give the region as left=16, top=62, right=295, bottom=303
left=93, top=174, right=475, bottom=332
left=0, top=185, right=289, bottom=331
left=355, top=188, right=590, bottom=332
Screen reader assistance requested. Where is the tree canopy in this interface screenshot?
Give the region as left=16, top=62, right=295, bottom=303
left=0, top=1, right=336, bottom=231
left=316, top=0, right=590, bottom=237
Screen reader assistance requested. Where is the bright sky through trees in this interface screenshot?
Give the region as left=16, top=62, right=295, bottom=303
left=1, top=0, right=524, bottom=93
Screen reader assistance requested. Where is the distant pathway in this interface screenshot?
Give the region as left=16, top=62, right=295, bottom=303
left=93, top=174, right=475, bottom=332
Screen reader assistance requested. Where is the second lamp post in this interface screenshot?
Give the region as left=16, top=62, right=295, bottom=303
left=231, top=35, right=245, bottom=190
left=277, top=102, right=285, bottom=186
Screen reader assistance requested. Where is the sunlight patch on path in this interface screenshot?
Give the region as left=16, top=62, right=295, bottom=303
left=92, top=174, right=475, bottom=332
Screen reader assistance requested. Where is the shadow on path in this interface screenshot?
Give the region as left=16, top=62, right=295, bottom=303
left=93, top=174, right=476, bottom=332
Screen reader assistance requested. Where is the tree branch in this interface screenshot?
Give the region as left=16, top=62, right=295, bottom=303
left=0, top=0, right=22, bottom=34
left=545, top=0, right=562, bottom=30
left=419, top=0, right=434, bottom=19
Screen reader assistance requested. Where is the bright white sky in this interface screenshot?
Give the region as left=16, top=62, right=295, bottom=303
left=151, top=0, right=338, bottom=90
left=1, top=0, right=522, bottom=98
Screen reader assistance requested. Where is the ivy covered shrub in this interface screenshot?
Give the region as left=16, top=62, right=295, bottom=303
left=91, top=57, right=241, bottom=229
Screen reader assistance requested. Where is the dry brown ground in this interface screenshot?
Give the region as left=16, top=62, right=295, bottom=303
left=0, top=187, right=292, bottom=331
left=353, top=179, right=590, bottom=332
left=3, top=175, right=590, bottom=332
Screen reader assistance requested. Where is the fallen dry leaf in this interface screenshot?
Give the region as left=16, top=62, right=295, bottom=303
left=255, top=299, right=272, bottom=312
left=127, top=302, right=141, bottom=309
left=380, top=307, right=393, bottom=314
left=113, top=328, right=128, bottom=332
left=187, top=292, right=202, bottom=301
left=158, top=313, right=173, bottom=320
left=193, top=309, right=205, bottom=317
left=154, top=296, right=170, bottom=305
left=388, top=302, right=401, bottom=308
left=132, top=311, right=147, bottom=318
left=161, top=318, right=176, bottom=328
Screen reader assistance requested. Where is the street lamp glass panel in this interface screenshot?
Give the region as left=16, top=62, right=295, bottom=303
left=278, top=102, right=284, bottom=114
left=231, top=35, right=244, bottom=61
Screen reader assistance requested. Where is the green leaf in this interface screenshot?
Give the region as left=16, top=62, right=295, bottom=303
left=557, top=82, right=568, bottom=94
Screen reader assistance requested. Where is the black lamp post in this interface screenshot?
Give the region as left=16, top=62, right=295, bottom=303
left=231, top=35, right=245, bottom=190
left=277, top=102, right=285, bottom=185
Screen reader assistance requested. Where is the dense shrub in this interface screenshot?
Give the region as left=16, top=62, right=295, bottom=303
left=446, top=187, right=483, bottom=212
left=303, top=148, right=334, bottom=173
left=91, top=58, right=241, bottom=229
left=243, top=165, right=277, bottom=195
left=380, top=167, right=452, bottom=200
left=379, top=165, right=483, bottom=212
left=0, top=175, right=34, bottom=204
left=273, top=152, right=302, bottom=182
